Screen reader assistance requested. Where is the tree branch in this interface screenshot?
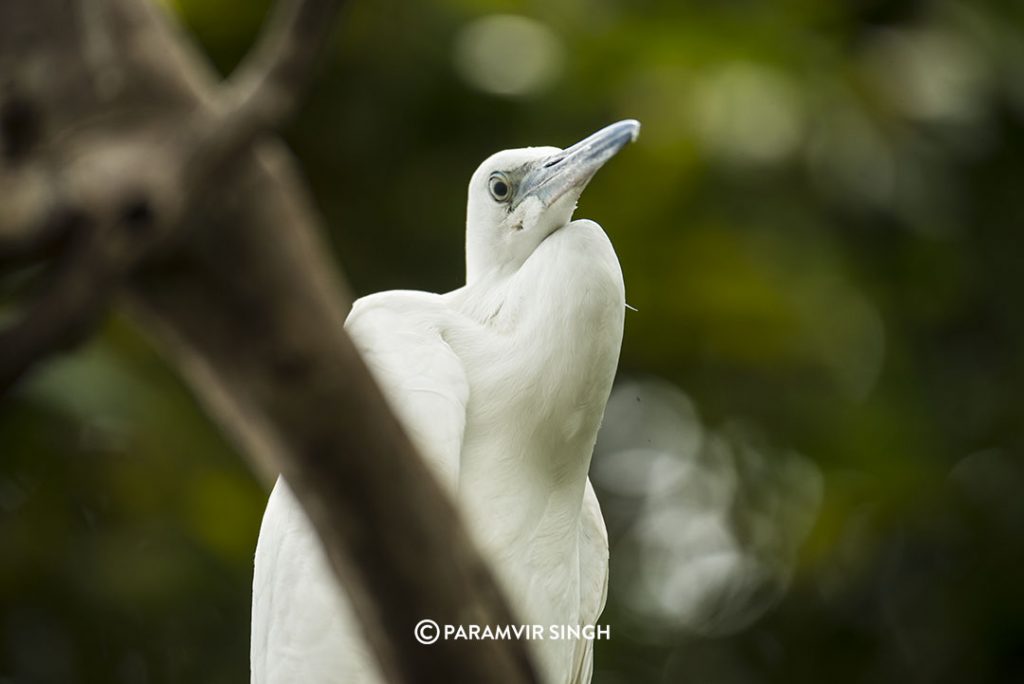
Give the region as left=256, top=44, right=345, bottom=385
left=0, top=211, right=105, bottom=390
left=0, top=0, right=539, bottom=682
left=183, top=0, right=346, bottom=217
left=0, top=0, right=345, bottom=390
left=225, top=0, right=345, bottom=131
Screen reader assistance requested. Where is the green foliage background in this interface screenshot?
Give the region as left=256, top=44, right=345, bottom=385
left=2, top=0, right=1023, bottom=681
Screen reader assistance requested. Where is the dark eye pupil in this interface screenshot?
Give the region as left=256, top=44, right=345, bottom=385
left=493, top=181, right=508, bottom=197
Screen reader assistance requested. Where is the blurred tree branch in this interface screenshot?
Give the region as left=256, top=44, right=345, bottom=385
left=0, top=0, right=537, bottom=682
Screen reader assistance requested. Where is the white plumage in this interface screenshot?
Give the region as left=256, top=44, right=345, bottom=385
left=251, top=120, right=640, bottom=684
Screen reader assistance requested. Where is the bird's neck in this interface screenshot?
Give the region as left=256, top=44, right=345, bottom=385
left=449, top=222, right=625, bottom=550
left=452, top=270, right=515, bottom=325
left=465, top=235, right=523, bottom=288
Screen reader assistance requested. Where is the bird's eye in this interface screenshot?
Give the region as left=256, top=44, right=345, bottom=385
left=488, top=174, right=511, bottom=202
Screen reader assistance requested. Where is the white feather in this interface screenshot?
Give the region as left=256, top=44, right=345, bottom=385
left=252, top=126, right=635, bottom=683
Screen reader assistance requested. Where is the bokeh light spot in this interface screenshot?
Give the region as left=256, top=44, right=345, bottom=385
left=453, top=15, right=565, bottom=97
left=692, top=62, right=804, bottom=167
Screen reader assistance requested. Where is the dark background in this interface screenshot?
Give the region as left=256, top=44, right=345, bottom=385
left=2, top=0, right=1023, bottom=681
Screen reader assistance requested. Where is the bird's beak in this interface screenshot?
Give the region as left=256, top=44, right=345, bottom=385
left=514, top=119, right=641, bottom=211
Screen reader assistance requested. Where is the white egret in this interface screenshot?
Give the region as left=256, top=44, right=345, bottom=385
left=251, top=120, right=640, bottom=684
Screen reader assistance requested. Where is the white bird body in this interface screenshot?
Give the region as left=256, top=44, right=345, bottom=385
left=251, top=121, right=639, bottom=684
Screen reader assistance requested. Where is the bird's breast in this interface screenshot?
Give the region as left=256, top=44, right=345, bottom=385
left=512, top=219, right=626, bottom=391
left=453, top=218, right=626, bottom=496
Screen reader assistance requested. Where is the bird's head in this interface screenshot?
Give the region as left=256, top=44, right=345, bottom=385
left=464, top=119, right=640, bottom=284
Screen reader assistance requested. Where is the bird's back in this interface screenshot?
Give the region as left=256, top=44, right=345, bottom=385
left=253, top=226, right=620, bottom=683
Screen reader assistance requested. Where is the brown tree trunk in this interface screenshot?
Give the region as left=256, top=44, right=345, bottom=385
left=0, top=1, right=538, bottom=682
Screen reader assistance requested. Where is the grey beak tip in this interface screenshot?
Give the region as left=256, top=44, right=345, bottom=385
left=515, top=119, right=642, bottom=210
left=621, top=119, right=641, bottom=143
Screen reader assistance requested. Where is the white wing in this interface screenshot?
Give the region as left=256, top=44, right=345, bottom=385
left=251, top=290, right=469, bottom=683
left=251, top=479, right=381, bottom=683
left=345, top=290, right=470, bottom=491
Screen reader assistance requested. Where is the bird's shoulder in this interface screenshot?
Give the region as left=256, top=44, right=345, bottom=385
left=344, top=289, right=470, bottom=490
left=346, top=289, right=448, bottom=327
left=345, top=289, right=466, bottom=381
